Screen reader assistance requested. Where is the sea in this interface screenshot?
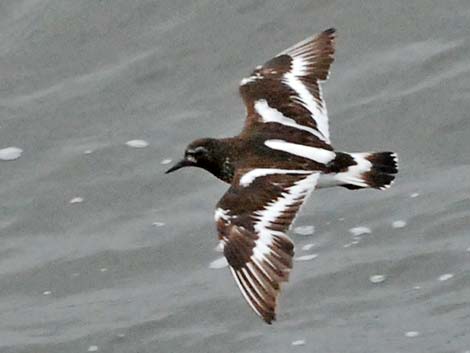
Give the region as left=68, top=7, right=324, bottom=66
left=0, top=0, right=469, bottom=352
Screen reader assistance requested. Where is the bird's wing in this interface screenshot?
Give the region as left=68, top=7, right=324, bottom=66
left=239, top=28, right=336, bottom=148
left=214, top=168, right=320, bottom=323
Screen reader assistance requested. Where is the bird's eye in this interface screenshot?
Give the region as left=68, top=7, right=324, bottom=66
left=186, top=146, right=207, bottom=159
left=193, top=146, right=207, bottom=156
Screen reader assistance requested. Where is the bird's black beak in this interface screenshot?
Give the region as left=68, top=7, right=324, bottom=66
left=165, top=158, right=194, bottom=174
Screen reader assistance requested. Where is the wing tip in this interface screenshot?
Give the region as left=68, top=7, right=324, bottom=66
left=263, top=312, right=276, bottom=324
left=324, top=27, right=336, bottom=35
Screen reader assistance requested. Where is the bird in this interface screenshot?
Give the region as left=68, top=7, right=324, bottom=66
left=166, top=28, right=398, bottom=324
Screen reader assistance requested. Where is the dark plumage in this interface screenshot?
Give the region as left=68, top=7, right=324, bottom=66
left=167, top=28, right=398, bottom=323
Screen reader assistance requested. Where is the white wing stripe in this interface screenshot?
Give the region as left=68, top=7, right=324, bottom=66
left=254, top=172, right=319, bottom=233
left=254, top=99, right=326, bottom=141
left=250, top=173, right=319, bottom=266
left=214, top=208, right=230, bottom=221
left=238, top=270, right=263, bottom=308
left=252, top=259, right=273, bottom=282
left=290, top=55, right=309, bottom=76
left=240, top=76, right=258, bottom=86
left=283, top=72, right=330, bottom=143
left=230, top=267, right=262, bottom=317
left=247, top=262, right=269, bottom=291
left=242, top=267, right=266, bottom=302
left=253, top=245, right=275, bottom=268
left=239, top=167, right=312, bottom=187
left=265, top=139, right=335, bottom=164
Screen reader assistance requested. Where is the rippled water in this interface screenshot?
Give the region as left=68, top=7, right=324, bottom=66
left=1, top=1, right=470, bottom=352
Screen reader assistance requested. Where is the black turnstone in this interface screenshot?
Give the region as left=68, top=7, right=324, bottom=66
left=166, top=28, right=398, bottom=324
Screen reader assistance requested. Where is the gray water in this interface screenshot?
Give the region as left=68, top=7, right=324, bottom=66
left=1, top=1, right=470, bottom=352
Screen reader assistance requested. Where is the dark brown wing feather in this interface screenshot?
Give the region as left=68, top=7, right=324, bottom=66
left=215, top=170, right=319, bottom=323
left=239, top=28, right=336, bottom=147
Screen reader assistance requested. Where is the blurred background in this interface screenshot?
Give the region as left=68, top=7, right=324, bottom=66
left=0, top=0, right=469, bottom=352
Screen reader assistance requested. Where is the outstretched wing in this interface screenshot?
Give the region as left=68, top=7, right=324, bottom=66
left=239, top=28, right=336, bottom=147
left=214, top=169, right=319, bottom=323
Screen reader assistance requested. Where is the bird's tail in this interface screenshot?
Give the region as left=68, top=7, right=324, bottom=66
left=320, top=151, right=398, bottom=190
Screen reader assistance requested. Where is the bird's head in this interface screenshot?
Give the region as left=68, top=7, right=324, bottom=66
left=165, top=138, right=221, bottom=175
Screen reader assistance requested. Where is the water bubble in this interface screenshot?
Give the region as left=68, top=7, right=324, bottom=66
left=0, top=147, right=23, bottom=161
left=125, top=140, right=149, bottom=148
left=405, top=331, right=420, bottom=338
left=291, top=339, right=306, bottom=346
left=392, top=220, right=407, bottom=228
left=301, top=243, right=315, bottom=251
left=294, top=225, right=315, bottom=236
left=349, top=226, right=371, bottom=236
left=369, top=275, right=386, bottom=284
left=69, top=197, right=84, bottom=204
left=295, top=254, right=318, bottom=262
left=438, top=273, right=454, bottom=281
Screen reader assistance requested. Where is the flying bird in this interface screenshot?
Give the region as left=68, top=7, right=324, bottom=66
left=166, top=28, right=398, bottom=324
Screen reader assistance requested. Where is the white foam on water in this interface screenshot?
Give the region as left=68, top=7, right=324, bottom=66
left=88, top=345, right=99, bottom=352
left=100, top=268, right=108, bottom=272
left=291, top=339, right=306, bottom=346
left=438, top=273, right=454, bottom=281
left=152, top=222, right=165, bottom=227
left=125, top=139, right=149, bottom=148
left=301, top=243, right=315, bottom=251
left=84, top=149, right=93, bottom=154
left=294, top=225, right=315, bottom=235
left=0, top=147, right=23, bottom=161
left=69, top=197, right=84, bottom=204
left=413, top=285, right=421, bottom=290
left=42, top=290, right=51, bottom=295
left=338, top=217, right=345, bottom=221
left=209, top=257, right=228, bottom=269
left=160, top=158, right=172, bottom=165
left=349, top=226, right=371, bottom=236
left=369, top=274, right=386, bottom=284
left=410, top=193, right=419, bottom=198
left=392, top=220, right=407, bottom=228
left=294, top=254, right=318, bottom=262
left=405, top=331, right=420, bottom=338
left=343, top=243, right=352, bottom=248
